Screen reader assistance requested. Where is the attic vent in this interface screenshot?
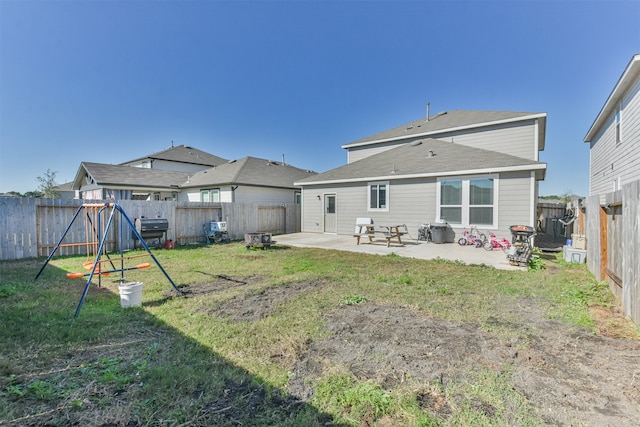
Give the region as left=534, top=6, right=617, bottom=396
left=409, top=140, right=422, bottom=146
left=427, top=149, right=435, bottom=158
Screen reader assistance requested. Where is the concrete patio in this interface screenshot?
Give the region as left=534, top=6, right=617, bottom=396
left=273, top=232, right=527, bottom=271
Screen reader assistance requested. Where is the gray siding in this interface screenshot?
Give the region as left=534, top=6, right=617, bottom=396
left=590, top=73, right=640, bottom=195
left=347, top=141, right=406, bottom=164
left=496, top=171, right=535, bottom=240
left=347, top=120, right=540, bottom=163
left=301, top=172, right=535, bottom=241
left=438, top=120, right=539, bottom=160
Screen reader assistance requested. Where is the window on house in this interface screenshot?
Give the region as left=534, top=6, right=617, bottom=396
left=438, top=176, right=496, bottom=227
left=440, top=179, right=462, bottom=224
left=200, top=189, right=220, bottom=202
left=368, top=182, right=388, bottom=211
left=469, top=178, right=494, bottom=225
left=615, top=102, right=622, bottom=144
left=295, top=192, right=301, bottom=204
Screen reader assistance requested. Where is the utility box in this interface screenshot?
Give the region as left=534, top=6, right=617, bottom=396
left=563, top=245, right=586, bottom=263
left=571, top=234, right=586, bottom=250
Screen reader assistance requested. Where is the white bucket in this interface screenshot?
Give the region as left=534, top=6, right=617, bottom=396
left=118, top=282, right=143, bottom=308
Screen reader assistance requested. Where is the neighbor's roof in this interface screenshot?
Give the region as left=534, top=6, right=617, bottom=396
left=343, top=110, right=547, bottom=151
left=183, top=157, right=317, bottom=189
left=296, top=138, right=546, bottom=185
left=584, top=54, right=640, bottom=142
left=120, top=144, right=228, bottom=167
left=75, top=162, right=190, bottom=190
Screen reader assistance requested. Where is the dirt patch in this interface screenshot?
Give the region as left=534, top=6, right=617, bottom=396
left=205, top=279, right=325, bottom=322
left=288, top=301, right=640, bottom=426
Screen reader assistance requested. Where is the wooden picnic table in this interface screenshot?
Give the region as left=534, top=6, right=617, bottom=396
left=353, top=224, right=407, bottom=247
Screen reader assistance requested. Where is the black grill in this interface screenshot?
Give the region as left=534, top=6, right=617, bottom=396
left=134, top=217, right=168, bottom=247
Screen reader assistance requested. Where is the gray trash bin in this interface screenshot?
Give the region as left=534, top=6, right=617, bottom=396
left=430, top=224, right=447, bottom=244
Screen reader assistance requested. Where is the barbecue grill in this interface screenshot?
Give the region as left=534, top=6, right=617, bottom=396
left=506, top=225, right=536, bottom=267
left=134, top=217, right=168, bottom=248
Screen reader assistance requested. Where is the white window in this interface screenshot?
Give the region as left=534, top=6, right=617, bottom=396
left=200, top=188, right=220, bottom=202
left=615, top=102, right=622, bottom=144
left=437, top=176, right=497, bottom=227
left=368, top=181, right=388, bottom=211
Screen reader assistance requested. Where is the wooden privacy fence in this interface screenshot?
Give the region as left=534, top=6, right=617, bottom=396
left=0, top=198, right=301, bottom=260
left=584, top=179, right=640, bottom=325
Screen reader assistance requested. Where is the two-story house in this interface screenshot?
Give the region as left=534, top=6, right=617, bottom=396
left=295, top=110, right=547, bottom=239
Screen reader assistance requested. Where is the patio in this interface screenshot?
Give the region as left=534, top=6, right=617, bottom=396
left=273, top=232, right=548, bottom=271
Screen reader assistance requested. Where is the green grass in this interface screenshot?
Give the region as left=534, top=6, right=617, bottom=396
left=0, top=242, right=637, bottom=426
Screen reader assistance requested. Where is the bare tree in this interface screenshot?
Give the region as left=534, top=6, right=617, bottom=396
left=36, top=169, right=60, bottom=199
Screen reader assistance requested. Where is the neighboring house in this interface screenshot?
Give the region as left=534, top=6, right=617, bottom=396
left=181, top=156, right=316, bottom=204
left=54, top=182, right=77, bottom=200
left=295, top=110, right=547, bottom=238
left=584, top=54, right=640, bottom=196
left=73, top=162, right=191, bottom=200
left=72, top=151, right=316, bottom=203
left=582, top=54, right=640, bottom=324
left=120, top=144, right=228, bottom=173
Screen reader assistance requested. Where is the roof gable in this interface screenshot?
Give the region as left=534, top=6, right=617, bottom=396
left=74, top=162, right=191, bottom=189
left=297, top=138, right=546, bottom=185
left=343, top=110, right=547, bottom=151
left=183, top=157, right=317, bottom=189
left=120, top=145, right=228, bottom=167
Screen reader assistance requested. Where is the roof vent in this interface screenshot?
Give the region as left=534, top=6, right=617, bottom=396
left=409, top=140, right=422, bottom=146
left=427, top=149, right=435, bottom=158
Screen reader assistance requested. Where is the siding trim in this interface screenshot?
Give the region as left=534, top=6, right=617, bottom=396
left=297, top=164, right=546, bottom=186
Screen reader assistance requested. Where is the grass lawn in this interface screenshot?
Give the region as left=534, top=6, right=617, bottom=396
left=1, top=242, right=638, bottom=426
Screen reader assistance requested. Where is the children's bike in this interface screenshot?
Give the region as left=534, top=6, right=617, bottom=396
left=483, top=233, right=512, bottom=252
left=457, top=226, right=486, bottom=248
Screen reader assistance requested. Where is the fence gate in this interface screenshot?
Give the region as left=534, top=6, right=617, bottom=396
left=258, top=206, right=286, bottom=234
left=602, top=203, right=624, bottom=299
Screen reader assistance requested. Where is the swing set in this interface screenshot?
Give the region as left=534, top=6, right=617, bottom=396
left=34, top=202, right=182, bottom=318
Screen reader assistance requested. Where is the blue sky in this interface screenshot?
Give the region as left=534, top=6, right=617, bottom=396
left=1, top=0, right=639, bottom=196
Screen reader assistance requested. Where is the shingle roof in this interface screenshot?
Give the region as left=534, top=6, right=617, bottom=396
left=77, top=162, right=191, bottom=189
left=183, top=157, right=317, bottom=189
left=343, top=110, right=546, bottom=149
left=296, top=138, right=546, bottom=185
left=120, top=145, right=228, bottom=167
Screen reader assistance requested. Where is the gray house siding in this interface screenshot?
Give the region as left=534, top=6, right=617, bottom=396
left=588, top=57, right=640, bottom=197
left=139, top=159, right=210, bottom=173
left=347, top=120, right=540, bottom=164
left=439, top=120, right=539, bottom=161
left=347, top=140, right=409, bottom=164
left=496, top=171, right=536, bottom=239
left=301, top=172, right=534, bottom=240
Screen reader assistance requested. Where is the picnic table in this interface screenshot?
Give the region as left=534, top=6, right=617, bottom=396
left=353, top=223, right=407, bottom=247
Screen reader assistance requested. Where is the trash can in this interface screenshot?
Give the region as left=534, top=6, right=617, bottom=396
left=430, top=224, right=448, bottom=244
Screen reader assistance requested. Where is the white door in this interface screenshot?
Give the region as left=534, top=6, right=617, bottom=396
left=323, top=194, right=337, bottom=233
